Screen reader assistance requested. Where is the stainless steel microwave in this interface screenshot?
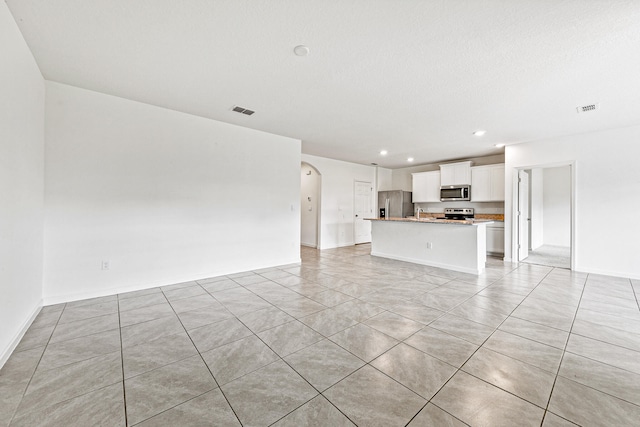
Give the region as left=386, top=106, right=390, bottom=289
left=440, top=185, right=471, bottom=201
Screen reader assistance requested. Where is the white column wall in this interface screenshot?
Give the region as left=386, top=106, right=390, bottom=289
left=0, top=3, right=45, bottom=365
left=44, top=82, right=301, bottom=304
left=529, top=168, right=544, bottom=250
left=543, top=166, right=571, bottom=247
left=376, top=167, right=393, bottom=191
left=505, top=125, right=640, bottom=279
left=301, top=154, right=376, bottom=249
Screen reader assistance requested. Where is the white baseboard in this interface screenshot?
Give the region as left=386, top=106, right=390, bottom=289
left=370, top=251, right=484, bottom=275
left=43, top=282, right=165, bottom=306
left=0, top=301, right=42, bottom=369
left=42, top=257, right=304, bottom=306
left=319, top=242, right=356, bottom=250
left=575, top=266, right=640, bottom=281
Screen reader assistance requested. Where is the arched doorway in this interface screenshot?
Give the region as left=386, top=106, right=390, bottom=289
left=301, top=162, right=321, bottom=248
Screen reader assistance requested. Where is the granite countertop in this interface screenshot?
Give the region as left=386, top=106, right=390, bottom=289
left=367, top=217, right=494, bottom=226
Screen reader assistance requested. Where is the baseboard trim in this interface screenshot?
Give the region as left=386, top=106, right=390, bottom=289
left=574, top=266, right=640, bottom=281
left=0, top=301, right=42, bottom=369
left=319, top=242, right=356, bottom=250
left=370, top=251, right=484, bottom=275
left=42, top=257, right=304, bottom=306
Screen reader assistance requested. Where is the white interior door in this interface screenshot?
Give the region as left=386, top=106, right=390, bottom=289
left=518, top=170, right=530, bottom=261
left=354, top=181, right=373, bottom=244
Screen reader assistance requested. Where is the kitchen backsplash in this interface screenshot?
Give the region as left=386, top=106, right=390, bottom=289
left=415, top=212, right=504, bottom=221
left=414, top=201, right=504, bottom=215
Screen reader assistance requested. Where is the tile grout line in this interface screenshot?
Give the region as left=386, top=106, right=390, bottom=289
left=160, top=284, right=245, bottom=427
left=539, top=272, right=589, bottom=426
left=302, top=251, right=640, bottom=421
left=264, top=271, right=440, bottom=424
left=631, top=278, right=640, bottom=312
left=7, top=303, right=66, bottom=425
left=320, top=253, right=520, bottom=426
left=117, top=290, right=226, bottom=424
left=245, top=324, right=355, bottom=426
left=116, top=296, right=130, bottom=427
left=202, top=269, right=351, bottom=426
left=403, top=263, right=558, bottom=425
left=546, top=279, right=640, bottom=410
left=232, top=265, right=398, bottom=426
left=402, top=274, right=515, bottom=418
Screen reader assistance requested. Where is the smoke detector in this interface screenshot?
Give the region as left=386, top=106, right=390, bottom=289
left=576, top=103, right=599, bottom=113
left=231, top=106, right=255, bottom=116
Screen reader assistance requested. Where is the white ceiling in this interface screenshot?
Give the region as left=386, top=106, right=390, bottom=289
left=7, top=0, right=640, bottom=168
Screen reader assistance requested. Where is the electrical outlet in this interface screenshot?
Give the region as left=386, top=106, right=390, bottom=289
left=426, top=242, right=433, bottom=249
left=101, top=260, right=110, bottom=270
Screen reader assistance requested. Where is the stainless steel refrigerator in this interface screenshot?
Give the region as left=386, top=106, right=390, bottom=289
left=378, top=190, right=414, bottom=218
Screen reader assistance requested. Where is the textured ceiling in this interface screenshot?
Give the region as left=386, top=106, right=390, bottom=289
left=7, top=0, right=640, bottom=168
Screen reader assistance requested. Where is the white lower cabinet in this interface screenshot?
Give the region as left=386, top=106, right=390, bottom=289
left=487, top=222, right=504, bottom=255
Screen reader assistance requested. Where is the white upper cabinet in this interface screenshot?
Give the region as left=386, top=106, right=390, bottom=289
left=491, top=165, right=505, bottom=200
left=471, top=164, right=505, bottom=201
left=412, top=170, right=441, bottom=202
left=440, top=161, right=472, bottom=186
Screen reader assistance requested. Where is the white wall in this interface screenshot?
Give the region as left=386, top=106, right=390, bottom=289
left=543, top=166, right=571, bottom=247
left=44, top=82, right=301, bottom=303
left=529, top=168, right=544, bottom=250
left=0, top=3, right=45, bottom=365
left=301, top=154, right=376, bottom=249
left=300, top=163, right=320, bottom=247
left=377, top=167, right=393, bottom=191
left=505, top=125, right=640, bottom=279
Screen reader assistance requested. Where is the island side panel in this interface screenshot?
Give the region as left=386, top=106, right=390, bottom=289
left=370, top=221, right=487, bottom=274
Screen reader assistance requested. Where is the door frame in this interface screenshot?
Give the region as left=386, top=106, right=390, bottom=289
left=301, top=162, right=322, bottom=249
left=511, top=161, right=576, bottom=270
left=518, top=170, right=530, bottom=261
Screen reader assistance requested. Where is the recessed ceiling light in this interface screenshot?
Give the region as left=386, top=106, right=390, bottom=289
left=407, top=157, right=414, bottom=162
left=380, top=150, right=388, bottom=156
left=473, top=130, right=486, bottom=137
left=294, top=45, right=310, bottom=56
left=495, top=143, right=505, bottom=148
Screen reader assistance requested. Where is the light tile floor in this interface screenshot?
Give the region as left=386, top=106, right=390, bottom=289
left=523, top=245, right=571, bottom=269
left=2, top=244, right=640, bottom=426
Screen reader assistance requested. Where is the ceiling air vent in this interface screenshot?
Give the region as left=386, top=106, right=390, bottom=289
left=576, top=103, right=599, bottom=113
left=231, top=105, right=255, bottom=116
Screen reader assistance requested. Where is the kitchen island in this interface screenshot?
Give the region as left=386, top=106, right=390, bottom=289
left=367, top=217, right=493, bottom=274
